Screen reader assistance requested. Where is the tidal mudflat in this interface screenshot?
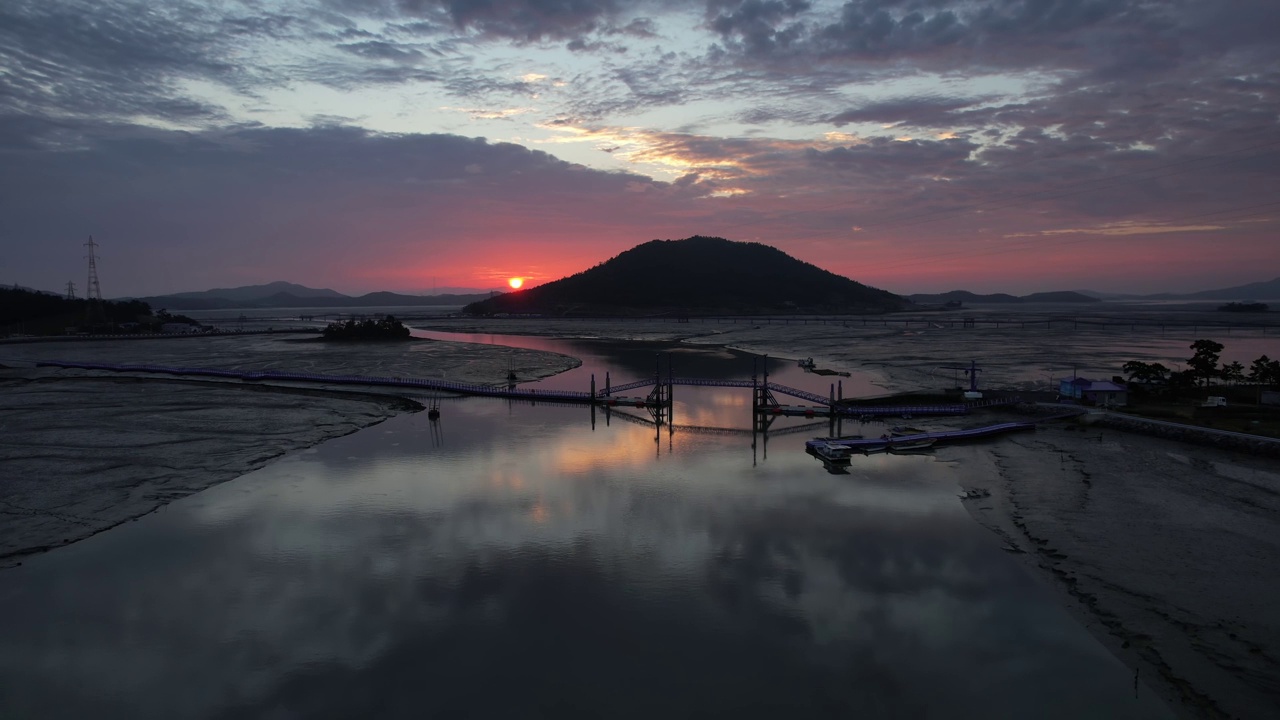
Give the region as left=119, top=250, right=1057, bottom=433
left=1, top=373, right=1170, bottom=719
left=1, top=306, right=1276, bottom=718
left=0, top=333, right=579, bottom=563
left=414, top=306, right=1280, bottom=719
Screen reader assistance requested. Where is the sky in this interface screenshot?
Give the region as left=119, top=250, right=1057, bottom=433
left=1, top=0, right=1278, bottom=297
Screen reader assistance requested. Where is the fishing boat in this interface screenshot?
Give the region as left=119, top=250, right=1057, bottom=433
left=798, top=357, right=816, bottom=370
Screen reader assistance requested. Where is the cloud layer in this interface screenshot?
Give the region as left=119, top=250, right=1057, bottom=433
left=2, top=0, right=1277, bottom=294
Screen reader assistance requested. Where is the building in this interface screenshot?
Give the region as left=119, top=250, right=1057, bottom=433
left=1058, top=377, right=1128, bottom=407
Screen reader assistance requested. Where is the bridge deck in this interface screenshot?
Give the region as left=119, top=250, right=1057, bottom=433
left=35, top=360, right=999, bottom=418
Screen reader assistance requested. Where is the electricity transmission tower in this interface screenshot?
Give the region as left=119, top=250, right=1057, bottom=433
left=65, top=281, right=77, bottom=300
left=84, top=236, right=104, bottom=325
left=84, top=236, right=103, bottom=301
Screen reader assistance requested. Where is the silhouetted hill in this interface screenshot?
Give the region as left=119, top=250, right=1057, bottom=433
left=463, top=236, right=906, bottom=316
left=1181, top=277, right=1280, bottom=300
left=167, top=281, right=346, bottom=302
left=140, top=288, right=489, bottom=310
left=1076, top=278, right=1280, bottom=301
left=1020, top=291, right=1100, bottom=303
left=908, top=291, right=1020, bottom=304
left=908, top=290, right=1098, bottom=304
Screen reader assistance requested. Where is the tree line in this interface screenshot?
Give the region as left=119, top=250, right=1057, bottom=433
left=1, top=286, right=155, bottom=335
left=1123, top=339, right=1280, bottom=389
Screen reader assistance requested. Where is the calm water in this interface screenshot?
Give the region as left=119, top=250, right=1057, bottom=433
left=0, top=335, right=1171, bottom=719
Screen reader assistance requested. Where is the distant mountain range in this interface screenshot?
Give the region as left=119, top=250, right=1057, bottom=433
left=464, top=236, right=906, bottom=316
left=94, top=273, right=1279, bottom=313
left=137, top=281, right=493, bottom=310
left=907, top=290, right=1099, bottom=305
left=1081, top=277, right=1280, bottom=301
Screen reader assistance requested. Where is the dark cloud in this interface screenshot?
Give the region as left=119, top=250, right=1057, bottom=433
left=0, top=123, right=707, bottom=293
left=0, top=0, right=240, bottom=122
left=435, top=0, right=620, bottom=41
left=706, top=0, right=812, bottom=55
left=331, top=0, right=634, bottom=42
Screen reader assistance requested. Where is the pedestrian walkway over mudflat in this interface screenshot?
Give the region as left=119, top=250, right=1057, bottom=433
left=34, top=359, right=1004, bottom=417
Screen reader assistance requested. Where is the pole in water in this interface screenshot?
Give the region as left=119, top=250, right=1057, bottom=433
left=590, top=373, right=596, bottom=399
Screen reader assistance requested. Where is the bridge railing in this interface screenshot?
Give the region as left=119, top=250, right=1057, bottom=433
left=603, top=378, right=657, bottom=394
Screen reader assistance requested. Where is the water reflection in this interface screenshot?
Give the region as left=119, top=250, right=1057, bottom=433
left=413, top=329, right=883, bottom=399
left=0, top=343, right=1172, bottom=719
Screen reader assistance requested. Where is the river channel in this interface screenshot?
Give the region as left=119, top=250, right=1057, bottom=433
left=0, top=331, right=1172, bottom=718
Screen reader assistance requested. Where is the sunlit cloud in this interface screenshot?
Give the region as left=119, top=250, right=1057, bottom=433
left=2, top=0, right=1278, bottom=295
left=1004, top=221, right=1228, bottom=238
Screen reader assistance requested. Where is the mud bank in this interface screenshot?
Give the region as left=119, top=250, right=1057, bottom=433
left=420, top=315, right=1279, bottom=719
left=420, top=310, right=1276, bottom=397
left=0, top=376, right=418, bottom=565
left=0, top=333, right=580, bottom=566
left=950, top=427, right=1280, bottom=719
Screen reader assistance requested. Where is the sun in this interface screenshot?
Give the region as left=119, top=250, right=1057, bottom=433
left=508, top=277, right=524, bottom=289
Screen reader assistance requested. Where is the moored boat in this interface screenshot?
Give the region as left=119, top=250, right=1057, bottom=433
left=805, top=440, right=853, bottom=463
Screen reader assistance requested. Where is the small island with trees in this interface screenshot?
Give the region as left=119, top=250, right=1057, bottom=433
left=1217, top=302, right=1269, bottom=313
left=321, top=315, right=411, bottom=341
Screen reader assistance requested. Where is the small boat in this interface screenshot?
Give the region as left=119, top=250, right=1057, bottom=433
left=806, top=441, right=853, bottom=463
left=890, top=426, right=923, bottom=435
left=798, top=357, right=816, bottom=370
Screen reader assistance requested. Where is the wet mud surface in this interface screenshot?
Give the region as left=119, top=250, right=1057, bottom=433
left=3, top=308, right=1278, bottom=717
left=421, top=307, right=1280, bottom=718
left=0, top=333, right=580, bottom=565
left=949, top=430, right=1280, bottom=719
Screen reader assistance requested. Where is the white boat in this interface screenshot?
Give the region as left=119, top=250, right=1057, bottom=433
left=806, top=440, right=853, bottom=463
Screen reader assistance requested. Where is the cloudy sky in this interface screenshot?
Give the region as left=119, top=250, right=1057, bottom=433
left=2, top=0, right=1277, bottom=297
